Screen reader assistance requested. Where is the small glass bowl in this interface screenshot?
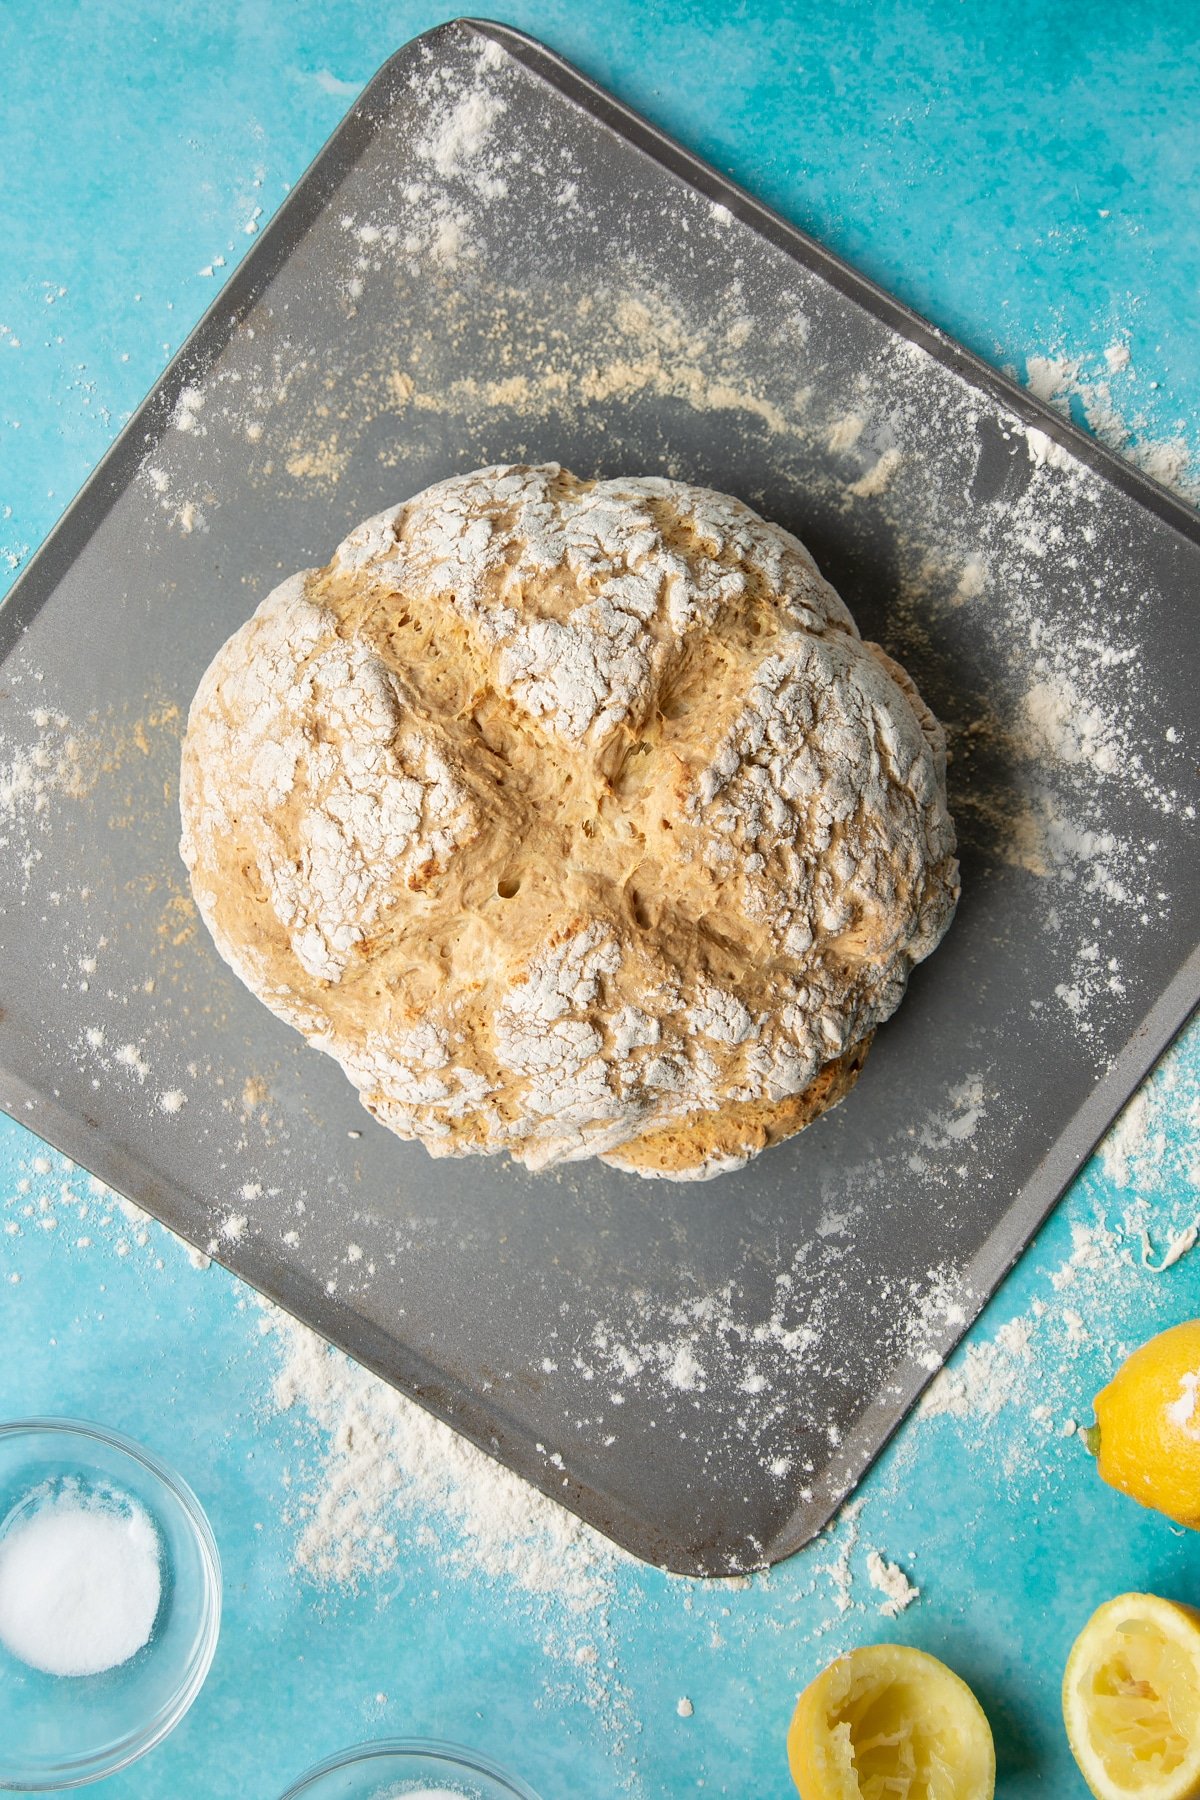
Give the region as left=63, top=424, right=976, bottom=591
left=278, top=1739, right=543, bottom=1800
left=0, top=1418, right=221, bottom=1790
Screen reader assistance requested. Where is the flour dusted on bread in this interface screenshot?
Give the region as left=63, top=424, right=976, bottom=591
left=180, top=465, right=958, bottom=1179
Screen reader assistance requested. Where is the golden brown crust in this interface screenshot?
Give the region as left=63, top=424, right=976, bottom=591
left=600, top=1036, right=873, bottom=1178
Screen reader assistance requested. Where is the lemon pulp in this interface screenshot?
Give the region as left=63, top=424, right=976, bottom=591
left=831, top=1669, right=962, bottom=1798
left=789, top=1643, right=995, bottom=1800
left=1065, top=1595, right=1200, bottom=1800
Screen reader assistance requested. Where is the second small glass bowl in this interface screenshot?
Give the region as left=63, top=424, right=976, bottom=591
left=278, top=1738, right=543, bottom=1800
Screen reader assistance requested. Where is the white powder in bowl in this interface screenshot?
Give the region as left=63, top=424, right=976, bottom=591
left=379, top=1789, right=470, bottom=1799
left=0, top=1480, right=162, bottom=1676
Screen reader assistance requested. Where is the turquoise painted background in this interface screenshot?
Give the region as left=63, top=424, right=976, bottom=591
left=1, top=3, right=1198, bottom=1795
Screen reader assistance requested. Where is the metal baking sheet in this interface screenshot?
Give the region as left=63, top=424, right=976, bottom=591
left=1, top=18, right=1197, bottom=1575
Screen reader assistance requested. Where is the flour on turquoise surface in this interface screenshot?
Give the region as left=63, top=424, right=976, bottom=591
left=865, top=1550, right=919, bottom=1617
left=255, top=1298, right=619, bottom=1610
left=253, top=1296, right=650, bottom=1781
left=1024, top=342, right=1199, bottom=504
left=1099, top=1059, right=1200, bottom=1274
left=1101, top=1056, right=1200, bottom=1205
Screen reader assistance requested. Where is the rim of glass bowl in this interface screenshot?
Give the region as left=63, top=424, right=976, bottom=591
left=277, top=1737, right=544, bottom=1800
left=0, top=1416, right=222, bottom=1790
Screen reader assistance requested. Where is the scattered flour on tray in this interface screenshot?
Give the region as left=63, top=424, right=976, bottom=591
left=846, top=446, right=903, bottom=497
left=0, top=691, right=184, bottom=894
left=0, top=707, right=87, bottom=884
left=895, top=1254, right=974, bottom=1374
left=339, top=39, right=512, bottom=275
left=1021, top=677, right=1121, bottom=777
left=917, top=1032, right=1200, bottom=1476
left=0, top=1150, right=649, bottom=1783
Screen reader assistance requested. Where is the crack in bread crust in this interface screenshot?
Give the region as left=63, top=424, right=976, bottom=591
left=179, top=464, right=958, bottom=1179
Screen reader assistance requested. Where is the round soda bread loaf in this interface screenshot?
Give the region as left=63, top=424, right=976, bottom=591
left=179, top=464, right=958, bottom=1180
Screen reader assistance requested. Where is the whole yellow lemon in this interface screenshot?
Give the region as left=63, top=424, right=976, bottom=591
left=1089, top=1319, right=1200, bottom=1529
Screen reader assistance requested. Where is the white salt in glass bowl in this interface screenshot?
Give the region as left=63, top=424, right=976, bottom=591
left=278, top=1739, right=543, bottom=1800
left=0, top=1418, right=221, bottom=1790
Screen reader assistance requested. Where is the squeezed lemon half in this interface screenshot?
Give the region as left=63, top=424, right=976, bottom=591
left=1064, top=1594, right=1200, bottom=1800
left=1089, top=1320, right=1200, bottom=1529
left=788, top=1642, right=995, bottom=1799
